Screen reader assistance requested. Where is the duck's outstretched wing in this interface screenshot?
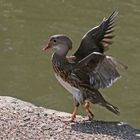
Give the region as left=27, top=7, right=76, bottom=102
left=74, top=10, right=118, bottom=61
left=72, top=52, right=127, bottom=89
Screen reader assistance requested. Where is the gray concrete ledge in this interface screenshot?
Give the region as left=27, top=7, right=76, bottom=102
left=0, top=96, right=139, bottom=140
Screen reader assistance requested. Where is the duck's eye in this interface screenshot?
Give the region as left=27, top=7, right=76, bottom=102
left=53, top=39, right=56, bottom=43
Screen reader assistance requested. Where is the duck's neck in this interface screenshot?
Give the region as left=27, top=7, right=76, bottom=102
left=52, top=52, right=67, bottom=63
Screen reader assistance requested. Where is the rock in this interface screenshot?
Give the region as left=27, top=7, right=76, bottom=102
left=0, top=96, right=139, bottom=140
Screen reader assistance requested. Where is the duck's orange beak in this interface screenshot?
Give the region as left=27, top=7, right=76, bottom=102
left=42, top=42, right=52, bottom=51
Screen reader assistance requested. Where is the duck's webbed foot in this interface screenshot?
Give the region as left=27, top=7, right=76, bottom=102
left=62, top=105, right=79, bottom=123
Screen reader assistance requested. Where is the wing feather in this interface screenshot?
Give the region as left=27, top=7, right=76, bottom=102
left=72, top=52, right=127, bottom=89
left=74, top=10, right=118, bottom=61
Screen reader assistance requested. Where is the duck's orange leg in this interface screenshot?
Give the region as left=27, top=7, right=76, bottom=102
left=84, top=101, right=94, bottom=120
left=62, top=105, right=79, bottom=123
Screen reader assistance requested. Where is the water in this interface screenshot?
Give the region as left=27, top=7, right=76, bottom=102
left=0, top=0, right=140, bottom=128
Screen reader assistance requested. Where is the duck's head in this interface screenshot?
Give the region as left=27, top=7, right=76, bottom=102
left=43, top=34, right=72, bottom=56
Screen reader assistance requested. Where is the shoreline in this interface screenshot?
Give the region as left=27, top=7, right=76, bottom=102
left=0, top=96, right=139, bottom=140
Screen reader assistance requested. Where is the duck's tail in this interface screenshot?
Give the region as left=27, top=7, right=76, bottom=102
left=80, top=85, right=120, bottom=115
left=103, top=101, right=120, bottom=115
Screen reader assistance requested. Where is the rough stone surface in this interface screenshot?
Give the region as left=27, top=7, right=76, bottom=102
left=0, top=96, right=140, bottom=140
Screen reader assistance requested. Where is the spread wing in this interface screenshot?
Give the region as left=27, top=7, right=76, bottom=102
left=72, top=52, right=127, bottom=89
left=69, top=10, right=127, bottom=89
left=74, top=10, right=118, bottom=61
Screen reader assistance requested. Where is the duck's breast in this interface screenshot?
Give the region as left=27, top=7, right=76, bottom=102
left=54, top=74, right=83, bottom=103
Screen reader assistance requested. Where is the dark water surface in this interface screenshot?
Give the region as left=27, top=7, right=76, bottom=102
left=0, top=0, right=140, bottom=128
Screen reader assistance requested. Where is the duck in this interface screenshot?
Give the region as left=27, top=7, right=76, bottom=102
left=43, top=10, right=127, bottom=122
